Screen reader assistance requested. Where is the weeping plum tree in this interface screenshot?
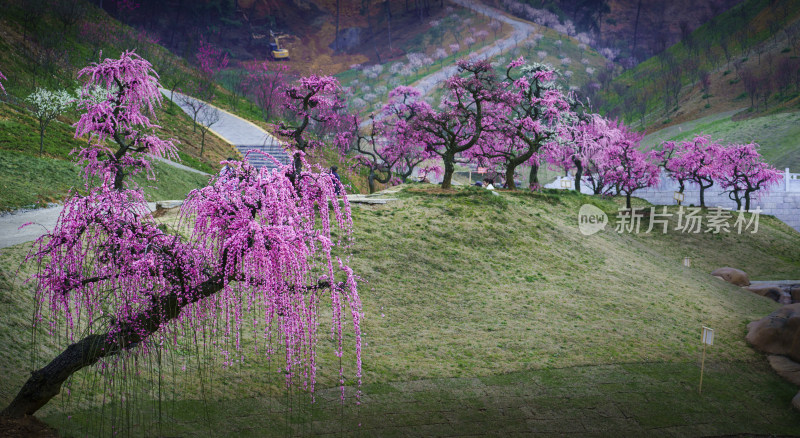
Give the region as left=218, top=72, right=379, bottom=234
left=1, top=52, right=362, bottom=419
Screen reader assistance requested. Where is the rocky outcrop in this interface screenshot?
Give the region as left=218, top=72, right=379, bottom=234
left=711, top=267, right=750, bottom=286
left=746, top=304, right=800, bottom=362
left=748, top=304, right=800, bottom=411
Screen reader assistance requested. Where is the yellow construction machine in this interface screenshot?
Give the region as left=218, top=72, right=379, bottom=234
left=269, top=30, right=289, bottom=60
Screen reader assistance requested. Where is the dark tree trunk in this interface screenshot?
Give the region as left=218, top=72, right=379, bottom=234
left=573, top=159, right=583, bottom=193
left=1, top=275, right=225, bottom=418
left=441, top=153, right=455, bottom=189
left=335, top=0, right=340, bottom=52
left=368, top=172, right=376, bottom=194
left=505, top=165, right=516, bottom=190
left=529, top=163, right=539, bottom=189
left=631, top=0, right=643, bottom=58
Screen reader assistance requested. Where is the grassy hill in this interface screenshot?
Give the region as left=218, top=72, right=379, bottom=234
left=0, top=0, right=251, bottom=209
left=1, top=186, right=799, bottom=435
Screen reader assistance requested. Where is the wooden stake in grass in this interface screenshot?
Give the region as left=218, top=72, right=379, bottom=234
left=699, top=326, right=714, bottom=394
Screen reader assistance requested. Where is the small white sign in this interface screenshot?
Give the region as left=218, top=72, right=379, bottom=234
left=561, top=179, right=572, bottom=189
left=683, top=257, right=691, bottom=267
left=673, top=192, right=685, bottom=202
left=701, top=326, right=714, bottom=346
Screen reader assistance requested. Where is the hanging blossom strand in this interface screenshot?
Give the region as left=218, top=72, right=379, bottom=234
left=2, top=52, right=362, bottom=419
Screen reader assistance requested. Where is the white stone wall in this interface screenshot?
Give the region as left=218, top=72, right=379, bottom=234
left=546, top=169, right=800, bottom=232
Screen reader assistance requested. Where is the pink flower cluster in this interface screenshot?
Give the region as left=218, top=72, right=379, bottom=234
left=29, top=53, right=363, bottom=410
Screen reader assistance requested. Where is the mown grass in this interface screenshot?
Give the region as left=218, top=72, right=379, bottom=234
left=0, top=148, right=210, bottom=210
left=1, top=186, right=799, bottom=435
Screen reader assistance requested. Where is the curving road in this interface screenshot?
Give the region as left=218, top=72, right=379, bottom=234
left=162, top=89, right=290, bottom=170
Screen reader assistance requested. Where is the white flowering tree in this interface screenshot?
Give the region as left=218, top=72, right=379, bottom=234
left=26, top=88, right=73, bottom=155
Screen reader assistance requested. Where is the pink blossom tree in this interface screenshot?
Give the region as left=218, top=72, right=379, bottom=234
left=718, top=142, right=783, bottom=211
left=277, top=75, right=348, bottom=178
left=380, top=86, right=432, bottom=182
left=0, top=69, right=6, bottom=94
left=602, top=124, right=660, bottom=209
left=676, top=135, right=723, bottom=208
left=655, top=140, right=692, bottom=198
left=245, top=61, right=289, bottom=121
left=1, top=53, right=361, bottom=420
left=474, top=58, right=573, bottom=190
left=410, top=59, right=503, bottom=189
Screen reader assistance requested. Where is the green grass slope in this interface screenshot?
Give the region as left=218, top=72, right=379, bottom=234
left=642, top=109, right=800, bottom=170
left=1, top=187, right=799, bottom=435
left=0, top=0, right=252, bottom=210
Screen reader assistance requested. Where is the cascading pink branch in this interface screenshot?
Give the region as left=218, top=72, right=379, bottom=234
left=73, top=51, right=177, bottom=189
left=2, top=54, right=362, bottom=420
left=0, top=69, right=7, bottom=94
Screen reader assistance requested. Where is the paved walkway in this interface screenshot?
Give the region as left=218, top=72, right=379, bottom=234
left=161, top=90, right=290, bottom=170
left=0, top=202, right=170, bottom=249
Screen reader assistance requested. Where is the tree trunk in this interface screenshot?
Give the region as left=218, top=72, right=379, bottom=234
left=39, top=128, right=45, bottom=155
left=573, top=159, right=583, bottom=193
left=631, top=0, right=643, bottom=58
left=335, top=0, right=340, bottom=52
left=368, top=172, right=376, bottom=194
left=744, top=190, right=752, bottom=212
left=1, top=275, right=225, bottom=418
left=626, top=192, right=632, bottom=210
left=441, top=154, right=455, bottom=189
left=529, top=163, right=539, bottom=189
left=504, top=164, right=516, bottom=190
left=699, top=183, right=708, bottom=208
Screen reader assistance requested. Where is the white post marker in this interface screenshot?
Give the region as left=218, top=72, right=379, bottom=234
left=699, top=326, right=714, bottom=394
left=561, top=179, right=572, bottom=189
left=683, top=257, right=691, bottom=268
left=673, top=191, right=685, bottom=205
